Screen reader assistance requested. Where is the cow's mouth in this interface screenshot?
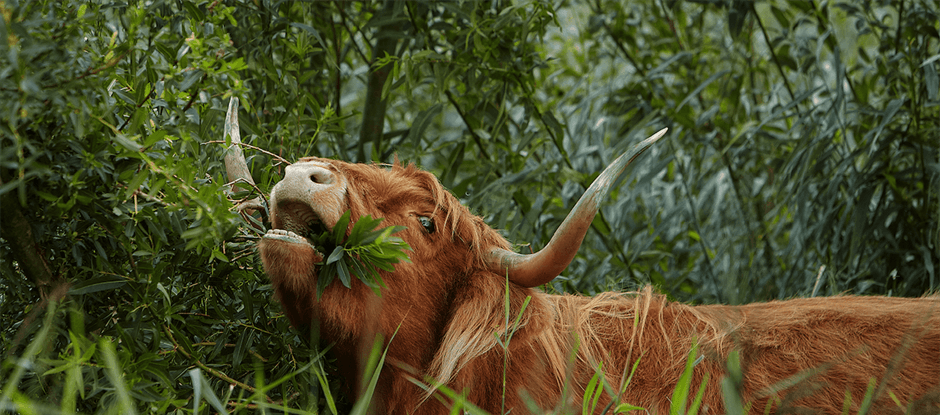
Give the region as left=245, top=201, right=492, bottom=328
left=265, top=201, right=335, bottom=261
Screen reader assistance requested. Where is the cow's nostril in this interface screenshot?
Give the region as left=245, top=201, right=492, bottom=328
left=309, top=170, right=333, bottom=184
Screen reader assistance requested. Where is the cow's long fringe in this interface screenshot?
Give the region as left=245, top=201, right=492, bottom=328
left=425, top=286, right=734, bottom=403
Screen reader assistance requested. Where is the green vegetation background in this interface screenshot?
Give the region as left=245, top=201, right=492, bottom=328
left=1, top=0, right=938, bottom=413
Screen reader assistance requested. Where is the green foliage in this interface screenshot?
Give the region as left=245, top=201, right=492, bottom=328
left=496, top=276, right=531, bottom=414
left=1, top=0, right=938, bottom=413
left=349, top=331, right=396, bottom=415
left=671, top=341, right=709, bottom=415
left=313, top=211, right=412, bottom=297
left=613, top=355, right=646, bottom=413
left=721, top=350, right=747, bottom=414
left=582, top=364, right=606, bottom=415
left=1, top=0, right=332, bottom=412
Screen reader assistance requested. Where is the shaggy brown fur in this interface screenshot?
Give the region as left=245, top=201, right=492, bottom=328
left=258, top=158, right=940, bottom=414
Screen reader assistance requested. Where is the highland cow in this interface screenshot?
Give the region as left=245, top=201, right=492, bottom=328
left=254, top=129, right=940, bottom=414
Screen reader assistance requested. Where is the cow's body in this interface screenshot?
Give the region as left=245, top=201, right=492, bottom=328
left=257, top=149, right=940, bottom=414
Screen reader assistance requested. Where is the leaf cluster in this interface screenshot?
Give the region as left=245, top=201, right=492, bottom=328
left=313, top=211, right=412, bottom=298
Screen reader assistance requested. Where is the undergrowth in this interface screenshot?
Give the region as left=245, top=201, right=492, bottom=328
left=0, top=293, right=919, bottom=415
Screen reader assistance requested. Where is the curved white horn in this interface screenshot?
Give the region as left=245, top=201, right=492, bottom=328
left=487, top=128, right=668, bottom=287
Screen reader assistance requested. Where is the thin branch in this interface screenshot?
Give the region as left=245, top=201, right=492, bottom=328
left=0, top=51, right=128, bottom=93
left=752, top=3, right=797, bottom=105
left=444, top=89, right=491, bottom=161
left=601, top=20, right=647, bottom=79
left=189, top=341, right=269, bottom=362
left=203, top=141, right=292, bottom=166
left=118, top=83, right=159, bottom=131
left=163, top=324, right=273, bottom=401
left=807, top=0, right=859, bottom=103
left=667, top=138, right=718, bottom=287
left=180, top=73, right=207, bottom=113
left=591, top=0, right=646, bottom=79
left=336, top=1, right=372, bottom=64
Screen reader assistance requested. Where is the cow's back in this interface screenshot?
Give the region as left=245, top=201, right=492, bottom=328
left=711, top=295, right=940, bottom=413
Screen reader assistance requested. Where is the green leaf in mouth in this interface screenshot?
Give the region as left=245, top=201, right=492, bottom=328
left=312, top=210, right=412, bottom=299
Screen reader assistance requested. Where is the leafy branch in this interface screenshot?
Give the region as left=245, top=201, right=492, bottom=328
left=162, top=324, right=267, bottom=399
left=311, top=211, right=412, bottom=297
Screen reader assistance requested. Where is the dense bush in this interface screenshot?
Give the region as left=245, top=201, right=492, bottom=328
left=1, top=0, right=937, bottom=412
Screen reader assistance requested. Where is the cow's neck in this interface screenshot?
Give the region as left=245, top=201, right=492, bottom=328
left=314, top=280, right=448, bottom=411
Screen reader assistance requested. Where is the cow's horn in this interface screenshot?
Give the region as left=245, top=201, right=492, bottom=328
left=486, top=128, right=668, bottom=287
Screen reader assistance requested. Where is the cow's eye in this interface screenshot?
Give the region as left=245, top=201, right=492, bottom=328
left=417, top=216, right=435, bottom=233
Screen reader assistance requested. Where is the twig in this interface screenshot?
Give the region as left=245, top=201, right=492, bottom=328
left=443, top=89, right=491, bottom=161
left=191, top=341, right=269, bottom=362
left=203, top=140, right=292, bottom=166
left=335, top=1, right=371, bottom=63
left=163, top=324, right=274, bottom=401
left=752, top=4, right=797, bottom=106
left=118, top=77, right=160, bottom=131
left=181, top=76, right=205, bottom=112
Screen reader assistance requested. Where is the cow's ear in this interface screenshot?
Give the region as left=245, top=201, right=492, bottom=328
left=417, top=216, right=435, bottom=233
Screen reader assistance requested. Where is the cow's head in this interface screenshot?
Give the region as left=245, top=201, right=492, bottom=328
left=262, top=128, right=665, bottom=296
left=258, top=157, right=510, bottom=329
